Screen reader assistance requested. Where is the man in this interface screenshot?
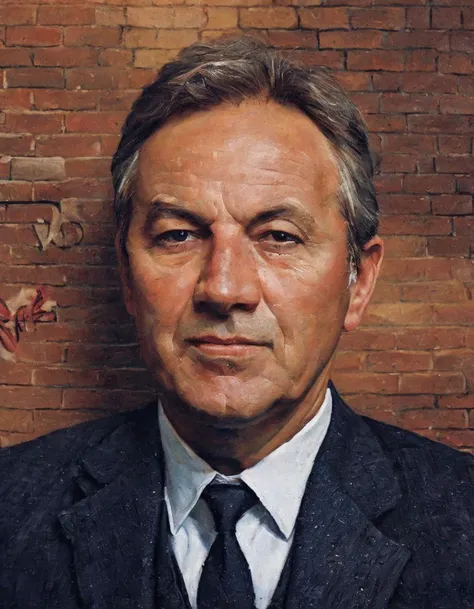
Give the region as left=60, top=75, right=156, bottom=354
left=0, top=38, right=472, bottom=609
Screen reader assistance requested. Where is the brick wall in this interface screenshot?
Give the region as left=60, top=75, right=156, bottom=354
left=0, top=0, right=472, bottom=450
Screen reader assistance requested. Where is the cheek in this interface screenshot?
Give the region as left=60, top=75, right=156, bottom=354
left=130, top=255, right=197, bottom=333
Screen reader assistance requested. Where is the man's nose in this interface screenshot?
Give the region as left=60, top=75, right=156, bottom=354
left=193, top=231, right=261, bottom=316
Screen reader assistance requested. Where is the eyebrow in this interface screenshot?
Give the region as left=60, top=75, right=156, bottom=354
left=143, top=198, right=318, bottom=237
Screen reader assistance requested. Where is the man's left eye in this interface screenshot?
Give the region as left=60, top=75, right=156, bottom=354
left=261, top=231, right=302, bottom=245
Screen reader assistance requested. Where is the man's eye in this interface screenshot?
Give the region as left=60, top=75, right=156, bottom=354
left=260, top=231, right=302, bottom=246
left=153, top=230, right=197, bottom=247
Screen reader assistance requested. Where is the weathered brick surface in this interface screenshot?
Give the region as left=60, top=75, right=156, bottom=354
left=0, top=0, right=472, bottom=451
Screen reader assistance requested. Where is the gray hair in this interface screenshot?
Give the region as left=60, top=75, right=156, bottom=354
left=111, top=37, right=378, bottom=270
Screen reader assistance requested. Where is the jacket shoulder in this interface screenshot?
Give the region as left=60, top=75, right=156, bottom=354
left=0, top=406, right=154, bottom=506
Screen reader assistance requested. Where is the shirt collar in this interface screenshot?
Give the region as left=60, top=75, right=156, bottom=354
left=159, top=388, right=332, bottom=540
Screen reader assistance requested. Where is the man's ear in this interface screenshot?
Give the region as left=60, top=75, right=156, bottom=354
left=115, top=231, right=136, bottom=317
left=343, top=236, right=384, bottom=332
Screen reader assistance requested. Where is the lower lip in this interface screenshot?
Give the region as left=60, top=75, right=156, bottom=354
left=190, top=342, right=264, bottom=356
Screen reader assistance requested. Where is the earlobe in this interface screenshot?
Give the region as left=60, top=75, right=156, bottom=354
left=115, top=232, right=136, bottom=317
left=343, top=237, right=384, bottom=333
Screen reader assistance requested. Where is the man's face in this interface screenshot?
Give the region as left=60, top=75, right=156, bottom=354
left=121, top=100, right=376, bottom=422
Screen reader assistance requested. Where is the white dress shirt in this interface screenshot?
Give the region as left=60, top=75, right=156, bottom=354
left=158, top=388, right=332, bottom=609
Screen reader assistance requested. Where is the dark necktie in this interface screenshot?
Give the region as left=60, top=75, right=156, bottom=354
left=197, top=484, right=257, bottom=609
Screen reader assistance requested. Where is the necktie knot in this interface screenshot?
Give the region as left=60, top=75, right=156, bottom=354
left=201, top=484, right=257, bottom=533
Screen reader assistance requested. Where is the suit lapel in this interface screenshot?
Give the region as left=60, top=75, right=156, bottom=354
left=58, top=405, right=167, bottom=609
left=284, top=388, right=411, bottom=609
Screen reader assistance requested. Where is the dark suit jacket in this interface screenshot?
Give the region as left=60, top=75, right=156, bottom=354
left=0, top=386, right=473, bottom=609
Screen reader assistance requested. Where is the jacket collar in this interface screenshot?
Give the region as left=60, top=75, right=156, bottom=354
left=59, top=388, right=410, bottom=609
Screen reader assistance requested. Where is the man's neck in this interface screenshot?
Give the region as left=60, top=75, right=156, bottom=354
left=160, top=373, right=331, bottom=475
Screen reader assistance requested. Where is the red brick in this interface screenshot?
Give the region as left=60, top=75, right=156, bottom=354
left=409, top=115, right=470, bottom=134
left=382, top=134, right=436, bottom=153
left=436, top=155, right=474, bottom=174
left=404, top=174, right=455, bottom=193
left=98, top=90, right=138, bottom=111
left=439, top=394, right=474, bottom=409
left=319, top=30, right=382, bottom=49
left=363, top=302, right=432, bottom=326
left=456, top=76, right=474, bottom=95
left=5, top=112, right=63, bottom=135
left=335, top=71, right=372, bottom=91
left=438, top=54, right=473, bottom=75
left=427, top=237, right=471, bottom=257
left=464, top=7, right=474, bottom=29
left=267, top=30, right=317, bottom=48
left=348, top=92, right=380, bottom=114
left=38, top=6, right=95, bottom=25
left=123, top=28, right=160, bottom=49
left=0, top=48, right=33, bottom=67
left=64, top=26, right=121, bottom=47
left=155, top=30, right=198, bottom=49
left=36, top=134, right=101, bottom=157
left=380, top=93, right=438, bottom=114
left=450, top=258, right=474, bottom=282
left=349, top=394, right=435, bottom=412
left=332, top=372, right=399, bottom=394
left=95, top=7, right=126, bottom=26
left=383, top=236, right=426, bottom=258
left=34, top=47, right=99, bottom=68
left=350, top=8, right=405, bottom=30
left=65, top=111, right=125, bottom=134
left=434, top=303, right=474, bottom=325
left=127, top=7, right=174, bottom=28
left=396, top=327, right=466, bottom=350
left=399, top=373, right=465, bottom=394
left=100, top=134, right=121, bottom=156
left=451, top=32, right=474, bottom=53
left=205, top=8, right=238, bottom=29
left=367, top=351, right=432, bottom=372
left=61, top=389, right=153, bottom=412
left=0, top=362, right=33, bottom=385
left=401, top=73, right=457, bottom=94
left=288, top=50, right=344, bottom=70
left=0, top=409, right=35, bottom=433
left=18, top=342, right=64, bottom=364
left=372, top=73, right=401, bottom=91
left=456, top=177, right=474, bottom=194
left=371, top=282, right=401, bottom=303
left=378, top=194, right=430, bottom=213
left=65, top=158, right=112, bottom=179
left=240, top=7, right=297, bottom=28
left=406, top=7, right=430, bottom=29
left=380, top=215, right=452, bottom=237
left=437, top=431, right=474, bottom=449
left=6, top=26, right=61, bottom=47
left=398, top=409, right=466, bottom=430
left=385, top=31, right=449, bottom=51
left=32, top=178, right=112, bottom=202
left=438, top=135, right=471, bottom=154
left=34, top=409, right=109, bottom=435
left=405, top=50, right=437, bottom=72
left=33, top=90, right=97, bottom=111
left=338, top=328, right=397, bottom=351
left=348, top=51, right=405, bottom=72
left=0, top=90, right=31, bottom=111
left=365, top=114, right=406, bottom=132
left=0, top=7, right=36, bottom=25
left=298, top=7, right=349, bottom=29
left=0, top=135, right=34, bottom=156
left=134, top=49, right=177, bottom=69
left=374, top=174, right=403, bottom=193
left=440, top=95, right=474, bottom=114
left=173, top=6, right=206, bottom=27
left=402, top=281, right=468, bottom=302
left=100, top=48, right=133, bottom=67
left=434, top=349, right=474, bottom=372
left=11, top=157, right=65, bottom=181
left=432, top=7, right=462, bottom=29
left=66, top=67, right=129, bottom=91
left=6, top=68, right=64, bottom=89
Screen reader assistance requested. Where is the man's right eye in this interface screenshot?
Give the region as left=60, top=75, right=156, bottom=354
left=152, top=229, right=202, bottom=249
